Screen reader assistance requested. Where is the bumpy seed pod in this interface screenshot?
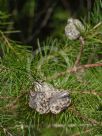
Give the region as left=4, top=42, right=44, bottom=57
left=29, top=81, right=71, bottom=114
left=65, top=18, right=85, bottom=40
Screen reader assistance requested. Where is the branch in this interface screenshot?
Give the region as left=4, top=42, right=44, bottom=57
left=0, top=96, right=14, bottom=99
left=69, top=106, right=101, bottom=126
left=74, top=36, right=85, bottom=66
left=71, top=90, right=102, bottom=96
left=48, top=123, right=94, bottom=128
left=26, top=3, right=56, bottom=42
left=0, top=91, right=28, bottom=111
left=0, top=125, right=13, bottom=136
left=47, top=63, right=102, bottom=80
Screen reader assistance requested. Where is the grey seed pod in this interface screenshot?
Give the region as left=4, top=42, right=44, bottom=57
left=65, top=18, right=85, bottom=40
left=50, top=91, right=71, bottom=114
left=29, top=91, right=50, bottom=114
left=29, top=81, right=71, bottom=114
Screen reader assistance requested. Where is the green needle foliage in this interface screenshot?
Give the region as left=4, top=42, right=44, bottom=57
left=0, top=23, right=102, bottom=136
left=0, top=1, right=102, bottom=136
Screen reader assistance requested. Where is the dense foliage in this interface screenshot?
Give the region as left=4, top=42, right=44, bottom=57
left=0, top=0, right=102, bottom=136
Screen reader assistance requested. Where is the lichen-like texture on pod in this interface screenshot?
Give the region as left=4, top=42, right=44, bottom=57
left=29, top=81, right=71, bottom=114
left=65, top=18, right=85, bottom=40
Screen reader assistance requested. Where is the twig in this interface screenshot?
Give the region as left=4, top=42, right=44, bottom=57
left=0, top=91, right=28, bottom=111
left=26, top=3, right=56, bottom=42
left=48, top=123, right=93, bottom=128
left=71, top=90, right=102, bottom=96
left=0, top=125, right=14, bottom=136
left=47, top=63, right=102, bottom=80
left=74, top=36, right=85, bottom=66
left=0, top=96, right=14, bottom=99
left=0, top=31, right=16, bottom=53
left=69, top=106, right=101, bottom=126
left=0, top=123, right=96, bottom=130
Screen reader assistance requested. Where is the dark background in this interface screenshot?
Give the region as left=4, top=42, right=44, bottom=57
left=1, top=0, right=96, bottom=49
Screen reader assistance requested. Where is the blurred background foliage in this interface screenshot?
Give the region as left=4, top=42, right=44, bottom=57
left=0, top=0, right=101, bottom=50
